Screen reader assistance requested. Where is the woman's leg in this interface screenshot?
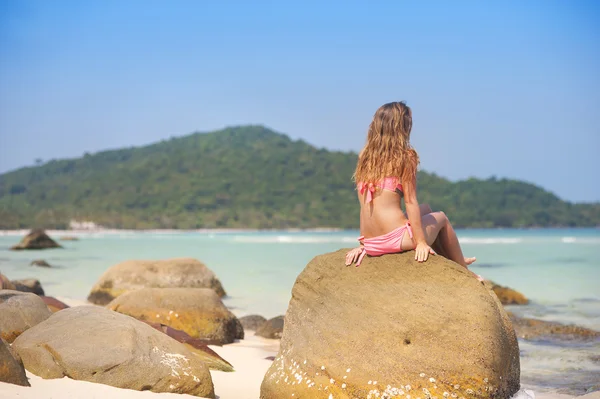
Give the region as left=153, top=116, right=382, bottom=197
left=415, top=205, right=475, bottom=266
left=418, top=204, right=447, bottom=257
left=402, top=211, right=467, bottom=267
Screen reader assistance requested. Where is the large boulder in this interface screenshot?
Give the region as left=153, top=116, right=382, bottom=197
left=12, top=278, right=45, bottom=295
left=0, top=290, right=52, bottom=342
left=12, top=306, right=215, bottom=398
left=486, top=281, right=529, bottom=305
left=10, top=229, right=62, bottom=250
left=255, top=316, right=284, bottom=339
left=0, top=337, right=29, bottom=386
left=107, top=288, right=243, bottom=344
left=88, top=258, right=226, bottom=305
left=261, top=250, right=520, bottom=399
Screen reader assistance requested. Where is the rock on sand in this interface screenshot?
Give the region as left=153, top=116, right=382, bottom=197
left=12, top=306, right=215, bottom=398
left=261, top=250, right=520, bottom=399
left=88, top=258, right=226, bottom=305
left=107, top=287, right=243, bottom=345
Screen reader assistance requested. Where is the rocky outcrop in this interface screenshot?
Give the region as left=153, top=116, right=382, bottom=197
left=486, top=281, right=529, bottom=305
left=142, top=320, right=234, bottom=372
left=12, top=306, right=215, bottom=398
left=240, top=315, right=267, bottom=331
left=255, top=316, right=284, bottom=339
left=59, top=236, right=79, bottom=241
left=12, top=278, right=45, bottom=295
left=10, top=229, right=62, bottom=250
left=107, top=288, right=243, bottom=344
left=261, top=250, right=520, bottom=399
left=30, top=260, right=52, bottom=268
left=87, top=258, right=226, bottom=305
left=0, top=337, right=29, bottom=386
left=507, top=312, right=600, bottom=341
left=40, top=296, right=70, bottom=313
left=0, top=273, right=16, bottom=290
left=0, top=290, right=52, bottom=342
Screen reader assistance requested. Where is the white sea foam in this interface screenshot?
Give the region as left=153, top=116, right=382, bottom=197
left=232, top=235, right=356, bottom=244
left=561, top=236, right=600, bottom=244
left=511, top=389, right=535, bottom=399
left=458, top=237, right=522, bottom=244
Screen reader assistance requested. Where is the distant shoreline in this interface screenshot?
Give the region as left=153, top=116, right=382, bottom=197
left=0, top=227, right=345, bottom=236
left=0, top=226, right=597, bottom=237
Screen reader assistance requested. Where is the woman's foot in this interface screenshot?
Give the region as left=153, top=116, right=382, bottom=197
left=465, top=257, right=476, bottom=266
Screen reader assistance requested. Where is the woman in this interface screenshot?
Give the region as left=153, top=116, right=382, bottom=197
left=344, top=102, right=478, bottom=278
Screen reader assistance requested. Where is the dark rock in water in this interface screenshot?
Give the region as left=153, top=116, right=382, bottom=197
left=240, top=314, right=267, bottom=331
left=10, top=229, right=62, bottom=250
left=12, top=306, right=215, bottom=398
left=12, top=278, right=45, bottom=295
left=141, top=320, right=234, bottom=372
left=261, top=250, right=520, bottom=399
left=40, top=296, right=70, bottom=313
left=0, top=337, right=29, bottom=386
left=30, top=260, right=51, bottom=268
left=88, top=258, right=226, bottom=305
left=507, top=312, right=600, bottom=341
left=0, top=273, right=16, bottom=290
left=255, top=316, right=284, bottom=339
left=107, top=287, right=243, bottom=344
left=0, top=290, right=52, bottom=343
left=59, top=236, right=79, bottom=241
left=485, top=280, right=529, bottom=305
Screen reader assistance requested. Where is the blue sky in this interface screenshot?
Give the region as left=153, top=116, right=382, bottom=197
left=1, top=1, right=598, bottom=202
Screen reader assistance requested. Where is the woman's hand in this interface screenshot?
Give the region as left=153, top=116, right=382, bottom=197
left=345, top=246, right=364, bottom=266
left=415, top=242, right=436, bottom=262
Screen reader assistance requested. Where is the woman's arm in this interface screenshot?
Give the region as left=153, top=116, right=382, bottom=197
left=402, top=174, right=434, bottom=262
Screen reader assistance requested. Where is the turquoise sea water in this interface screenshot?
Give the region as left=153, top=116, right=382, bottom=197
left=1, top=228, right=599, bottom=394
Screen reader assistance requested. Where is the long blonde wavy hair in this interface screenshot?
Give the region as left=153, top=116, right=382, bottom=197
left=353, top=102, right=419, bottom=187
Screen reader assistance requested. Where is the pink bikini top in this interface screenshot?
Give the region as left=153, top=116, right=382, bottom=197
left=357, top=177, right=403, bottom=203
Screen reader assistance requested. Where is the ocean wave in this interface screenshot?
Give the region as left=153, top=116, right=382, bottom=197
left=561, top=237, right=600, bottom=244
left=232, top=235, right=356, bottom=244
left=458, top=237, right=522, bottom=244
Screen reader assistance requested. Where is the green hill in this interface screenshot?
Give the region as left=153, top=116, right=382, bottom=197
left=0, top=125, right=598, bottom=229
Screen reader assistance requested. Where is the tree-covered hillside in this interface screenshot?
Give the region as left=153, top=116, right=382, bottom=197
left=0, top=126, right=598, bottom=229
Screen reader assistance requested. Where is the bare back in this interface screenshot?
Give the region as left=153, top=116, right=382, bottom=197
left=358, top=189, right=409, bottom=238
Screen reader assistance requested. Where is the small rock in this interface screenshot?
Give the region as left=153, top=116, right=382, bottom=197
left=0, top=273, right=16, bottom=290
left=0, top=290, right=52, bottom=342
left=255, top=316, right=284, bottom=339
left=40, top=296, right=70, bottom=313
left=240, top=315, right=267, bottom=331
left=507, top=312, right=600, bottom=341
left=12, top=278, right=45, bottom=295
left=30, top=260, right=51, bottom=268
left=59, top=236, right=79, bottom=241
left=141, top=320, right=234, bottom=372
left=485, top=280, right=529, bottom=305
left=10, top=229, right=62, bottom=250
left=0, top=337, right=29, bottom=386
